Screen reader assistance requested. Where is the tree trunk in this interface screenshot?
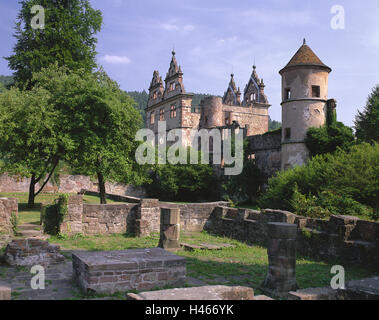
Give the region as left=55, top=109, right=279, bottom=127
left=28, top=175, right=36, bottom=208
left=97, top=172, right=107, bottom=204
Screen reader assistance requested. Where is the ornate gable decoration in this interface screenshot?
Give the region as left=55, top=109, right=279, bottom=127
left=149, top=70, right=163, bottom=90
left=223, top=74, right=241, bottom=106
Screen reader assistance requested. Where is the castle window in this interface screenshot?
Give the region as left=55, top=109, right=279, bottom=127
left=152, top=91, right=157, bottom=100
left=170, top=105, right=177, bottom=118
left=285, top=88, right=291, bottom=100
left=159, top=108, right=165, bottom=121
left=150, top=112, right=155, bottom=125
left=250, top=93, right=256, bottom=101
left=312, top=85, right=320, bottom=98
left=285, top=128, right=291, bottom=140
left=169, top=82, right=175, bottom=92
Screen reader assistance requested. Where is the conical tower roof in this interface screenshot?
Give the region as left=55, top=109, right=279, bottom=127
left=279, top=39, right=331, bottom=74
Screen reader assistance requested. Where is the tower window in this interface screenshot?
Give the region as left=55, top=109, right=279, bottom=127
left=152, top=91, right=157, bottom=100
left=250, top=93, right=256, bottom=101
left=159, top=109, right=165, bottom=121
left=312, top=85, right=320, bottom=98
left=150, top=112, right=155, bottom=125
left=169, top=82, right=175, bottom=92
left=170, top=104, right=177, bottom=118
left=285, top=88, right=291, bottom=100
left=285, top=128, right=291, bottom=139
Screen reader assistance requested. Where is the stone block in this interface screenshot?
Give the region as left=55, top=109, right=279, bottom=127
left=72, top=248, right=186, bottom=294
left=126, top=285, right=254, bottom=300
left=288, top=287, right=338, bottom=300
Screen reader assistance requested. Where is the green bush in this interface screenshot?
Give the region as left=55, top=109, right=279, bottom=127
left=10, top=211, right=19, bottom=235
left=305, top=122, right=355, bottom=157
left=42, top=194, right=69, bottom=235
left=222, top=139, right=264, bottom=204
left=258, top=143, right=379, bottom=220
left=145, top=149, right=218, bottom=202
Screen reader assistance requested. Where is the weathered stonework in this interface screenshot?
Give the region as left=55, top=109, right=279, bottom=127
left=205, top=207, right=379, bottom=268
left=127, top=285, right=255, bottom=300
left=5, top=239, right=64, bottom=267
left=159, top=208, right=180, bottom=249
left=60, top=195, right=83, bottom=235
left=0, top=197, right=18, bottom=234
left=72, top=248, right=186, bottom=294
left=260, top=223, right=298, bottom=297
left=0, top=173, right=146, bottom=198
left=135, top=199, right=160, bottom=237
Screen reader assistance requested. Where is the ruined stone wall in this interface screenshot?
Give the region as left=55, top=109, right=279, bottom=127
left=57, top=195, right=228, bottom=236
left=161, top=201, right=229, bottom=232
left=0, top=174, right=146, bottom=198
left=204, top=207, right=379, bottom=268
left=0, top=198, right=18, bottom=234
left=82, top=203, right=138, bottom=235
left=247, top=130, right=282, bottom=179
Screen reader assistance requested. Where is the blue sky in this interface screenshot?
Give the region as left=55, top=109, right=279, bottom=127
left=0, top=0, right=378, bottom=125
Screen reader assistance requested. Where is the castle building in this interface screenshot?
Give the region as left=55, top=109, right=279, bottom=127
left=145, top=40, right=335, bottom=179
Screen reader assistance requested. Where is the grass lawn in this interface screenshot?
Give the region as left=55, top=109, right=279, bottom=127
left=48, top=231, right=377, bottom=293
left=0, top=192, right=124, bottom=225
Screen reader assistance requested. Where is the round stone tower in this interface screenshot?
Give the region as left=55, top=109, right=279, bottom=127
left=199, top=96, right=223, bottom=128
left=279, top=39, right=332, bottom=170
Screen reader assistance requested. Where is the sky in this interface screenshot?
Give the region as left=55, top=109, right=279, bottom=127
left=0, top=0, right=378, bottom=125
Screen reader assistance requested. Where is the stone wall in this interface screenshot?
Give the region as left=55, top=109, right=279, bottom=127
left=82, top=203, right=138, bottom=235
left=0, top=198, right=18, bottom=234
left=161, top=201, right=229, bottom=232
left=0, top=173, right=146, bottom=198
left=204, top=207, right=379, bottom=268
left=54, top=196, right=227, bottom=237
left=247, top=130, right=282, bottom=180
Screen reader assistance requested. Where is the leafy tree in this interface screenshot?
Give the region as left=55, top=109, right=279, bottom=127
left=355, top=85, right=379, bottom=143
left=2, top=0, right=102, bottom=206
left=0, top=79, right=67, bottom=207
left=6, top=0, right=102, bottom=89
left=55, top=69, right=147, bottom=204
left=305, top=122, right=355, bottom=157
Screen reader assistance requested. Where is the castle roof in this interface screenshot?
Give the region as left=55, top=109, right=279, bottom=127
left=279, top=39, right=331, bottom=74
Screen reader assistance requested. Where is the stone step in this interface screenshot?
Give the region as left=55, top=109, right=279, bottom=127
left=18, top=224, right=41, bottom=231
left=18, top=229, right=43, bottom=238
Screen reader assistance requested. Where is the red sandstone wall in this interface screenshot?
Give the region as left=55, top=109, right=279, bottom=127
left=0, top=174, right=146, bottom=198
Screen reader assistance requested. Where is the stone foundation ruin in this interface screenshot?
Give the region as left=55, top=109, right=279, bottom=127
left=72, top=248, right=186, bottom=294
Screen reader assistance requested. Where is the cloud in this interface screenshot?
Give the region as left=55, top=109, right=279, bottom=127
left=160, top=23, right=179, bottom=31
left=101, top=55, right=131, bottom=64
left=158, top=21, right=195, bottom=32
